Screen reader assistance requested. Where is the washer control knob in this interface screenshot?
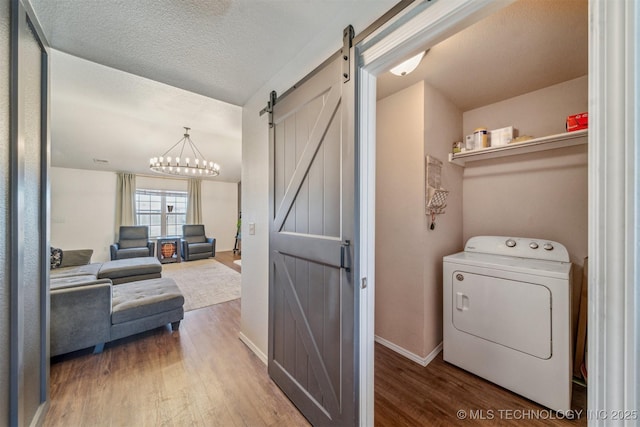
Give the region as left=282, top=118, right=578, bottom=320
left=505, top=239, right=516, bottom=248
left=529, top=242, right=539, bottom=249
left=543, top=243, right=554, bottom=251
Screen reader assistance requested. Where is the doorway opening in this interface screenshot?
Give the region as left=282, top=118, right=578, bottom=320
left=365, top=0, right=588, bottom=423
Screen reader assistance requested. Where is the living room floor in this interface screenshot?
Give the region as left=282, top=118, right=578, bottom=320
left=46, top=297, right=307, bottom=427
left=214, top=250, right=241, bottom=273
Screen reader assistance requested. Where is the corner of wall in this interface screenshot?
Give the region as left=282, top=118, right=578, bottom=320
left=422, top=82, right=464, bottom=357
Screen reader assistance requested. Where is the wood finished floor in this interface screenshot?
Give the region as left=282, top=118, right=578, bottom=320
left=213, top=250, right=241, bottom=274
left=46, top=252, right=586, bottom=426
left=374, top=343, right=587, bottom=426
left=46, top=298, right=309, bottom=427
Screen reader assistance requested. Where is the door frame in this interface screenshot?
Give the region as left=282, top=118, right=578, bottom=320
left=355, top=0, right=639, bottom=425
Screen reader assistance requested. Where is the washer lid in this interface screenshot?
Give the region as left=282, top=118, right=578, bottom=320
left=443, top=251, right=571, bottom=279
left=464, top=236, right=570, bottom=262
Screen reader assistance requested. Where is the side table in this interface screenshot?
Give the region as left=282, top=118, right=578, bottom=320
left=157, top=236, right=181, bottom=264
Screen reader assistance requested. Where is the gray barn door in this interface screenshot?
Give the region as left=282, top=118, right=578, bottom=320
left=268, top=30, right=356, bottom=426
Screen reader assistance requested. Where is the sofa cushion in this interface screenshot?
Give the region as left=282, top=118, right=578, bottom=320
left=51, top=276, right=111, bottom=291
left=50, top=263, right=102, bottom=279
left=98, top=257, right=162, bottom=281
left=50, top=247, right=63, bottom=269
left=113, top=247, right=151, bottom=259
left=111, top=278, right=184, bottom=324
left=184, top=235, right=206, bottom=244
left=187, top=242, right=213, bottom=254
left=59, top=249, right=93, bottom=268
left=119, top=238, right=149, bottom=249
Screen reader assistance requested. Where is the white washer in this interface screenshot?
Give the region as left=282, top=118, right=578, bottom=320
left=443, top=236, right=573, bottom=412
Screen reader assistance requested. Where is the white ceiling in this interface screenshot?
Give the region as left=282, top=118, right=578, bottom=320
left=33, top=0, right=587, bottom=181
left=50, top=50, right=244, bottom=181
left=32, top=0, right=396, bottom=107
left=31, top=0, right=398, bottom=181
left=377, top=0, right=588, bottom=111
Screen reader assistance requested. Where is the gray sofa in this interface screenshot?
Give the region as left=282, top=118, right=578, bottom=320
left=50, top=250, right=184, bottom=357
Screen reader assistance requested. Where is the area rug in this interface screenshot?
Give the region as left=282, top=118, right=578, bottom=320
left=161, top=258, right=241, bottom=312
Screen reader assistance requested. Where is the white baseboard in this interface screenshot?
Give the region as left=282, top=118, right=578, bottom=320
left=238, top=332, right=268, bottom=365
left=238, top=332, right=443, bottom=368
left=375, top=335, right=442, bottom=367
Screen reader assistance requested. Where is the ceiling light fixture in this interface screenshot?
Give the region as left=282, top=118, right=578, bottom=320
left=389, top=51, right=427, bottom=76
left=149, top=127, right=220, bottom=177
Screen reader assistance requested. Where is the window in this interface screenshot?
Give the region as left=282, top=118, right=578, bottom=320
left=135, top=189, right=187, bottom=238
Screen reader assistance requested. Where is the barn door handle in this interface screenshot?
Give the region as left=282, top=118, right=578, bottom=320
left=340, top=240, right=351, bottom=272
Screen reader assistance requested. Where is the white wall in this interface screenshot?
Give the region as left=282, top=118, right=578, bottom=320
left=461, top=76, right=588, bottom=331
left=375, top=81, right=463, bottom=361
left=51, top=167, right=238, bottom=262
left=239, top=7, right=398, bottom=359
left=201, top=179, right=238, bottom=251
left=51, top=167, right=117, bottom=261
left=376, top=82, right=426, bottom=357
left=422, top=83, right=464, bottom=354
left=373, top=76, right=586, bottom=363
left=463, top=75, right=588, bottom=137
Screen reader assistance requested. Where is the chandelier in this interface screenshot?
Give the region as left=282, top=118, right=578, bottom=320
left=149, top=127, right=220, bottom=177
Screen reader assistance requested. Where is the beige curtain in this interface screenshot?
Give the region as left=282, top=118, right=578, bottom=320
left=115, top=172, right=136, bottom=239
left=186, top=178, right=202, bottom=224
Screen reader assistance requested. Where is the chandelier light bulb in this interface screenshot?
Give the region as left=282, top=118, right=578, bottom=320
left=149, top=126, right=220, bottom=178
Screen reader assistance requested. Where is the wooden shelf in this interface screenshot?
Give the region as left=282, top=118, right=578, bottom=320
left=448, top=129, right=588, bottom=166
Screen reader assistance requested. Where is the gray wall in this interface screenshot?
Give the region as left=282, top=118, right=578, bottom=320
left=0, top=0, right=11, bottom=421
left=2, top=1, right=49, bottom=425
left=22, top=5, right=45, bottom=420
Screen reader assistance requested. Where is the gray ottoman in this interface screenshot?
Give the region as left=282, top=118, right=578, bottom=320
left=98, top=256, right=162, bottom=285
left=110, top=277, right=185, bottom=342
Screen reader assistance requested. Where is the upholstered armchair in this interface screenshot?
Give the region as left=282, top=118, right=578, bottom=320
left=181, top=224, right=216, bottom=261
left=110, top=226, right=155, bottom=260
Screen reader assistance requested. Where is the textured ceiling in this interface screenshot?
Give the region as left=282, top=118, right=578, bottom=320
left=377, top=0, right=588, bottom=111
left=31, top=0, right=399, bottom=181
left=32, top=0, right=398, bottom=107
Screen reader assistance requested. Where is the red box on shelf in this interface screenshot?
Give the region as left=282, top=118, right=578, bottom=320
left=566, top=112, right=588, bottom=132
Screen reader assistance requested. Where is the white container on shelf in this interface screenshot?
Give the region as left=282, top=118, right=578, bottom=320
left=489, top=126, right=514, bottom=147
left=465, top=134, right=475, bottom=150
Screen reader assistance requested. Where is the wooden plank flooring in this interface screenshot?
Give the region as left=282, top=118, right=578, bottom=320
left=46, top=252, right=587, bottom=426
left=375, top=343, right=587, bottom=426
left=46, top=298, right=309, bottom=427
left=213, top=250, right=241, bottom=273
